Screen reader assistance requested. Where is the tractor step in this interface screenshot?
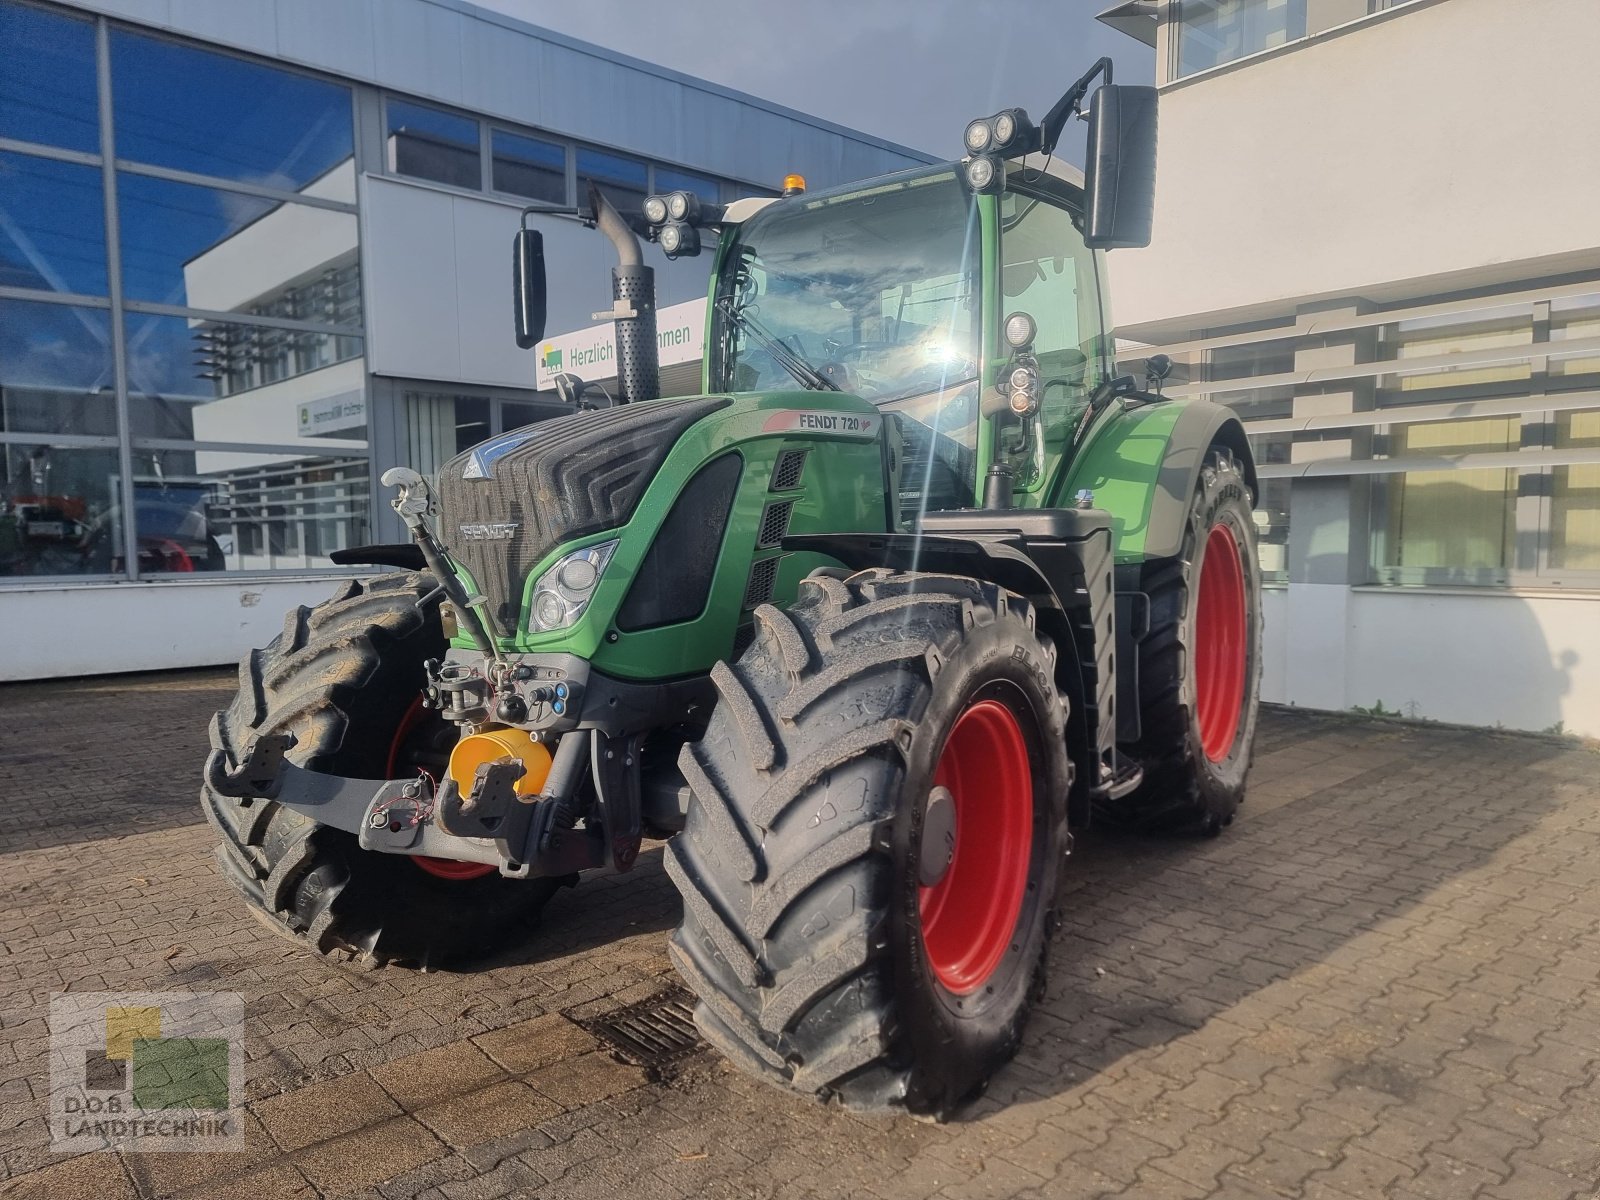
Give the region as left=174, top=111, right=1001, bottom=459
left=1099, top=750, right=1144, bottom=801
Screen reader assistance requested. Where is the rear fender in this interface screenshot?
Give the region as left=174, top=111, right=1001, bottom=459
left=1055, top=399, right=1256, bottom=563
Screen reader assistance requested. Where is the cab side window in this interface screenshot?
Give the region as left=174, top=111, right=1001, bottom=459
left=998, top=192, right=1102, bottom=438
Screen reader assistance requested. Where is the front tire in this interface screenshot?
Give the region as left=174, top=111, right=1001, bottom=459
left=1122, top=447, right=1262, bottom=833
left=201, top=572, right=569, bottom=969
left=666, top=570, right=1071, bottom=1117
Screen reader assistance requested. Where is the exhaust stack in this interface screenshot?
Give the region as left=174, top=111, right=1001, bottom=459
left=588, top=183, right=660, bottom=404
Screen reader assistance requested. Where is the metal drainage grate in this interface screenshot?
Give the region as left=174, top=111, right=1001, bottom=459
left=584, top=986, right=704, bottom=1074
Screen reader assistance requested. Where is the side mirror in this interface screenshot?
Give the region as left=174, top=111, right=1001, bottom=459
left=1082, top=83, right=1158, bottom=250
left=513, top=227, right=547, bottom=349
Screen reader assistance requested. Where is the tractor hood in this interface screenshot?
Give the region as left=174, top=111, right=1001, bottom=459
left=435, top=396, right=730, bottom=634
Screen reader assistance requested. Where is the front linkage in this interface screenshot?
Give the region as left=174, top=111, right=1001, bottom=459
left=204, top=468, right=705, bottom=885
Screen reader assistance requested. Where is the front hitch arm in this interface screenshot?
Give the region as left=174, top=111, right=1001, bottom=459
left=204, top=729, right=607, bottom=878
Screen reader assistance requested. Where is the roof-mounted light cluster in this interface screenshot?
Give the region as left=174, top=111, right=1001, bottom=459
left=640, top=189, right=723, bottom=260
left=960, top=106, right=1048, bottom=194
left=963, top=108, right=1040, bottom=158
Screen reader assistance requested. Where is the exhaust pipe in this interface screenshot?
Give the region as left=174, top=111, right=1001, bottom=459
left=588, top=183, right=660, bottom=404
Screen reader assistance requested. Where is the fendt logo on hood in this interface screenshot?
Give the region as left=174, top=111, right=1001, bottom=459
left=458, top=523, right=519, bottom=541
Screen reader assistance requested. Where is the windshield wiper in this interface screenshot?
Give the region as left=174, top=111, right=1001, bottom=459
left=716, top=297, right=839, bottom=392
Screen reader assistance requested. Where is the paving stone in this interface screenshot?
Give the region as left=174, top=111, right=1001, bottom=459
left=253, top=1068, right=402, bottom=1152
left=414, top=1080, right=562, bottom=1149
left=524, top=1052, right=648, bottom=1108
left=0, top=1151, right=137, bottom=1200
left=371, top=1042, right=507, bottom=1112
left=293, top=1115, right=446, bottom=1196
left=472, top=1013, right=600, bottom=1075
left=121, top=1110, right=277, bottom=1196
left=170, top=1160, right=314, bottom=1200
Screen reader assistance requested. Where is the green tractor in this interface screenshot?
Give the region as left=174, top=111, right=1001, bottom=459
left=204, top=62, right=1260, bottom=1118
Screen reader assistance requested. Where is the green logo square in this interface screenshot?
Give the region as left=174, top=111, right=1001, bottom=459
left=130, top=1037, right=230, bottom=1110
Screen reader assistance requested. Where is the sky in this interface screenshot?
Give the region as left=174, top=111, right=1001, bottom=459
left=471, top=0, right=1154, bottom=165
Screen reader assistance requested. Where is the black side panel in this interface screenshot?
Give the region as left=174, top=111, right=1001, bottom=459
left=434, top=397, right=730, bottom=632
left=328, top=543, right=427, bottom=570
left=616, top=453, right=743, bottom=631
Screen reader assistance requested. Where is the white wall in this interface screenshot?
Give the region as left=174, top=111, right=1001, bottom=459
left=0, top=577, right=363, bottom=681
left=1113, top=0, right=1600, bottom=338
left=1259, top=585, right=1600, bottom=736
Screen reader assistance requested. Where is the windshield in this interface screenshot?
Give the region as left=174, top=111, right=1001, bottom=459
left=713, top=168, right=981, bottom=406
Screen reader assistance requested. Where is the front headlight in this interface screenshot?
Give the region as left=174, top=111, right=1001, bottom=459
left=527, top=539, right=618, bottom=633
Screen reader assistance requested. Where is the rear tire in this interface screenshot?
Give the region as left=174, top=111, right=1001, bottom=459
left=201, top=572, right=569, bottom=969
left=1122, top=447, right=1262, bottom=834
left=666, top=570, right=1071, bottom=1117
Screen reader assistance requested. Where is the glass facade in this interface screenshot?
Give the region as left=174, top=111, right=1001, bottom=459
left=1209, top=285, right=1600, bottom=590
left=1172, top=0, right=1421, bottom=79
left=0, top=0, right=822, bottom=589
left=0, top=0, right=369, bottom=579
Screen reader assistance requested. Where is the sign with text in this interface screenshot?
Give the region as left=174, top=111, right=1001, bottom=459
left=535, top=297, right=706, bottom=390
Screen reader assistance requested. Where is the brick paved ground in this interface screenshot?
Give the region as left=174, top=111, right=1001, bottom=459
left=2, top=669, right=1599, bottom=1200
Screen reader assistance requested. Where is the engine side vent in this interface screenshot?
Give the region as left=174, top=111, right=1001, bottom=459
left=617, top=453, right=743, bottom=632
left=757, top=500, right=794, bottom=549
left=743, top=556, right=780, bottom=609
left=731, top=623, right=757, bottom=660
left=770, top=450, right=807, bottom=491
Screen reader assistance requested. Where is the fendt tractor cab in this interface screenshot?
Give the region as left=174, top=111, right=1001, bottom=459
left=205, top=61, right=1261, bottom=1117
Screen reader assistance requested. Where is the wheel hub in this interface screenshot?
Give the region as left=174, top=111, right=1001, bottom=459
left=917, top=698, right=1034, bottom=996
left=919, top=786, right=958, bottom=887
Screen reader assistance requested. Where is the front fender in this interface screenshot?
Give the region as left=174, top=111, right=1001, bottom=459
left=1054, top=399, right=1256, bottom=563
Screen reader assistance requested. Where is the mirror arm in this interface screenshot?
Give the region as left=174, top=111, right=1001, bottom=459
left=1040, top=56, right=1114, bottom=157
left=520, top=204, right=592, bottom=231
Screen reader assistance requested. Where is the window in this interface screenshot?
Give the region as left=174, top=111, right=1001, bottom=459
left=1390, top=316, right=1532, bottom=394
left=1550, top=297, right=1600, bottom=380
left=654, top=167, right=720, bottom=200
left=0, top=150, right=109, bottom=296
left=0, top=1, right=98, bottom=152
left=577, top=147, right=648, bottom=225
left=387, top=99, right=480, bottom=190
left=1550, top=410, right=1600, bottom=571
left=109, top=27, right=353, bottom=190
left=0, top=299, right=114, bottom=438
left=115, top=171, right=358, bottom=309
left=0, top=443, right=123, bottom=576
left=491, top=130, right=565, bottom=203
left=1376, top=417, right=1517, bottom=578
left=998, top=188, right=1103, bottom=487
left=1175, top=0, right=1308, bottom=77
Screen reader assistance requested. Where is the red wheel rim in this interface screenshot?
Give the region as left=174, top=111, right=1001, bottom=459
left=918, top=698, right=1034, bottom=996
left=387, top=695, right=495, bottom=882
left=1195, top=523, right=1247, bottom=763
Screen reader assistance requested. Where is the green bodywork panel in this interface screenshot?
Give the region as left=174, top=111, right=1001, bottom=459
left=1051, top=402, right=1186, bottom=563
left=449, top=391, right=886, bottom=678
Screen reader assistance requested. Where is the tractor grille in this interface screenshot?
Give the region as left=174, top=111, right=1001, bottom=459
left=770, top=449, right=808, bottom=491
left=744, top=556, right=780, bottom=608
left=433, top=397, right=728, bottom=633
left=757, top=500, right=794, bottom=549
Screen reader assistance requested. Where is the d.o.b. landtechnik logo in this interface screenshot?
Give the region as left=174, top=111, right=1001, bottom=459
left=49, top=991, right=244, bottom=1153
